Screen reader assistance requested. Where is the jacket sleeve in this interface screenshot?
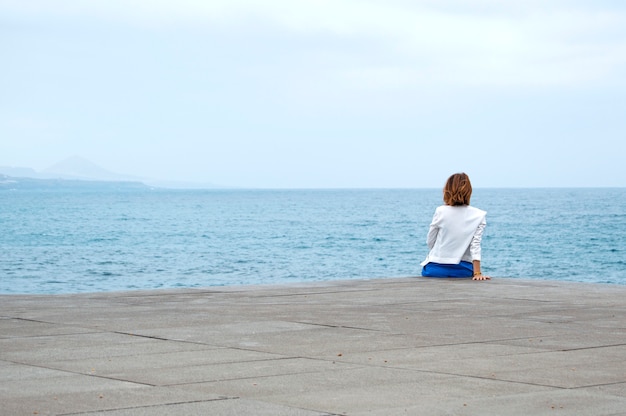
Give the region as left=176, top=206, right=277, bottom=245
left=469, top=217, right=487, bottom=261
left=426, top=209, right=440, bottom=249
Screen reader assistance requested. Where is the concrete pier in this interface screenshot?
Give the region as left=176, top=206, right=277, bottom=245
left=2, top=277, right=626, bottom=415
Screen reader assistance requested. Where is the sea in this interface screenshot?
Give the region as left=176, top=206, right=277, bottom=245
left=1, top=187, right=625, bottom=294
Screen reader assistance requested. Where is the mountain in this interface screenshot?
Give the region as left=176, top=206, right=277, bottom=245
left=42, top=155, right=140, bottom=182
left=0, top=156, right=137, bottom=182
left=0, top=166, right=41, bottom=178
left=0, top=156, right=145, bottom=190
left=0, top=156, right=224, bottom=189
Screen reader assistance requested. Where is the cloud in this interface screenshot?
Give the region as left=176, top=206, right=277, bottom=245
left=3, top=0, right=626, bottom=90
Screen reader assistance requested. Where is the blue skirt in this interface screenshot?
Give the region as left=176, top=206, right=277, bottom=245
left=422, top=261, right=474, bottom=278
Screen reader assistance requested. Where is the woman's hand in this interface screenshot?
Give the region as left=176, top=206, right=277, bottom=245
left=472, top=260, right=490, bottom=280
left=472, top=273, right=491, bottom=281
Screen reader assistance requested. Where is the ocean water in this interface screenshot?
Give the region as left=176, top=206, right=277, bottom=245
left=1, top=188, right=625, bottom=294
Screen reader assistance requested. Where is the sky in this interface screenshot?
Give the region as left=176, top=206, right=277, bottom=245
left=1, top=0, right=626, bottom=188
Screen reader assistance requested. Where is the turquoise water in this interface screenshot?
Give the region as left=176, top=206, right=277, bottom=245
left=1, top=188, right=625, bottom=294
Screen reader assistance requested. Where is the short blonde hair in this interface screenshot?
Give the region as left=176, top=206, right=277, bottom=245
left=443, top=173, right=472, bottom=206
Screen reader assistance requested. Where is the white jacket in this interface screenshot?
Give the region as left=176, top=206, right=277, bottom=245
left=420, top=205, right=487, bottom=266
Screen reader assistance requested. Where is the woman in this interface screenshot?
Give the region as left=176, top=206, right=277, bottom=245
left=421, top=173, right=490, bottom=280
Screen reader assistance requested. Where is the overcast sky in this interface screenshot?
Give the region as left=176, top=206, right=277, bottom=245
left=2, top=0, right=625, bottom=188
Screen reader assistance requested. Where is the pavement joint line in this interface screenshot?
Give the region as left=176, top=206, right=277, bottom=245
left=496, top=297, right=560, bottom=303
left=290, top=321, right=386, bottom=332
left=571, top=380, right=626, bottom=389
left=157, top=362, right=367, bottom=388
left=410, top=368, right=571, bottom=390
left=105, top=331, right=309, bottom=357
left=103, top=332, right=307, bottom=360
left=57, top=397, right=239, bottom=416
left=109, top=331, right=205, bottom=344
left=2, top=316, right=127, bottom=334
left=7, top=354, right=337, bottom=386
left=324, top=338, right=565, bottom=353
left=556, top=343, right=626, bottom=352
left=247, top=288, right=383, bottom=298
left=3, top=316, right=94, bottom=326
left=1, top=359, right=159, bottom=387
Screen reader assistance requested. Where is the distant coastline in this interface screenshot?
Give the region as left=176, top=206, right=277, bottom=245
left=0, top=175, right=152, bottom=191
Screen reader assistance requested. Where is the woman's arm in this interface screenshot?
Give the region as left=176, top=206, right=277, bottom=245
left=469, top=218, right=486, bottom=260
left=426, top=224, right=438, bottom=249
left=426, top=208, right=442, bottom=249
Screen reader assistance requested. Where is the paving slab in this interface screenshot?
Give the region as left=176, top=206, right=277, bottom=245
left=355, top=390, right=626, bottom=416
left=1, top=277, right=626, bottom=415
left=63, top=398, right=332, bottom=416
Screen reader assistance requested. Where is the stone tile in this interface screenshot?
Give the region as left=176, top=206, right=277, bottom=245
left=0, top=334, right=213, bottom=363
left=581, top=382, right=626, bottom=398
left=102, top=357, right=357, bottom=386
left=352, top=390, right=626, bottom=416
left=331, top=342, right=546, bottom=368
left=391, top=346, right=626, bottom=388
left=2, top=386, right=225, bottom=416
left=0, top=318, right=96, bottom=338
left=66, top=398, right=331, bottom=416
left=0, top=372, right=143, bottom=399
left=188, top=366, right=549, bottom=402
left=43, top=347, right=285, bottom=377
